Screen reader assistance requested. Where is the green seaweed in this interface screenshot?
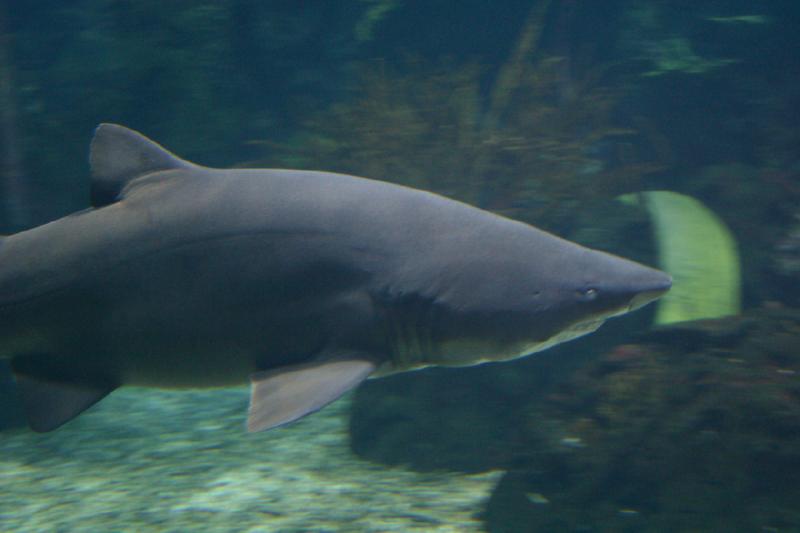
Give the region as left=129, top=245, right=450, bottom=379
left=354, top=0, right=401, bottom=42
left=642, top=37, right=736, bottom=77
left=623, top=191, right=741, bottom=324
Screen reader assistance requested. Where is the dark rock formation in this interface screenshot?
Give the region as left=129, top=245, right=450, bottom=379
left=350, top=305, right=800, bottom=531
left=482, top=307, right=800, bottom=532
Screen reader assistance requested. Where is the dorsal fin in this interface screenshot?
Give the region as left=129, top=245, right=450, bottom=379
left=89, top=123, right=194, bottom=207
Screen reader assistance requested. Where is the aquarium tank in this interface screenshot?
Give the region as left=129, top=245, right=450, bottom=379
left=1, top=1, right=799, bottom=531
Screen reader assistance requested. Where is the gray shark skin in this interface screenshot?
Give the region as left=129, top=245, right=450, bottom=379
left=0, top=124, right=671, bottom=433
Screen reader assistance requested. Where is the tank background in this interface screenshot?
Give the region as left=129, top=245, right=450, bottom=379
left=1, top=2, right=799, bottom=530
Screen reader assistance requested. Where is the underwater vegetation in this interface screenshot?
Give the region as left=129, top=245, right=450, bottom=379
left=624, top=190, right=741, bottom=324
left=264, top=53, right=660, bottom=235
left=775, top=214, right=800, bottom=278
left=257, top=3, right=663, bottom=236
left=483, top=307, right=800, bottom=531
left=351, top=305, right=800, bottom=530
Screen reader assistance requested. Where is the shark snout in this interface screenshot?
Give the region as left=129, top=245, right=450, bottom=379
left=586, top=249, right=672, bottom=312
left=628, top=271, right=672, bottom=311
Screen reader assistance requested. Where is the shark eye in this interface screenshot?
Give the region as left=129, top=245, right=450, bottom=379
left=578, top=288, right=598, bottom=301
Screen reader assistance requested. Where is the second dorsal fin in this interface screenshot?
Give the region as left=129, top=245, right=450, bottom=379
left=89, top=123, right=195, bottom=207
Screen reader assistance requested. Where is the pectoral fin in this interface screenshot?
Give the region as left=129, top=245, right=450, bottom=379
left=247, top=357, right=376, bottom=432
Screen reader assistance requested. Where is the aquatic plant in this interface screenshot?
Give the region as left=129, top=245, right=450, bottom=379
left=622, top=191, right=741, bottom=324
left=256, top=3, right=661, bottom=234
left=641, top=37, right=736, bottom=77
left=486, top=308, right=800, bottom=531
left=619, top=3, right=765, bottom=78
left=354, top=0, right=401, bottom=42
left=775, top=214, right=800, bottom=277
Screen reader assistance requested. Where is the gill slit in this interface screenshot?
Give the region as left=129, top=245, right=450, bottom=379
left=386, top=298, right=435, bottom=372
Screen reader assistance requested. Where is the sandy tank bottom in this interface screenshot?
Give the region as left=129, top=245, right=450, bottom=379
left=0, top=386, right=501, bottom=532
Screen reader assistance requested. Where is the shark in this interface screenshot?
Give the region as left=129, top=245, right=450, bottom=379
left=0, top=124, right=671, bottom=433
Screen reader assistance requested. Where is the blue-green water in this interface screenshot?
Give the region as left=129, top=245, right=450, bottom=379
left=1, top=2, right=799, bottom=531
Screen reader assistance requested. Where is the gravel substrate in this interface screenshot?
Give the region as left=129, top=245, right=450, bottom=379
left=0, top=387, right=501, bottom=532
